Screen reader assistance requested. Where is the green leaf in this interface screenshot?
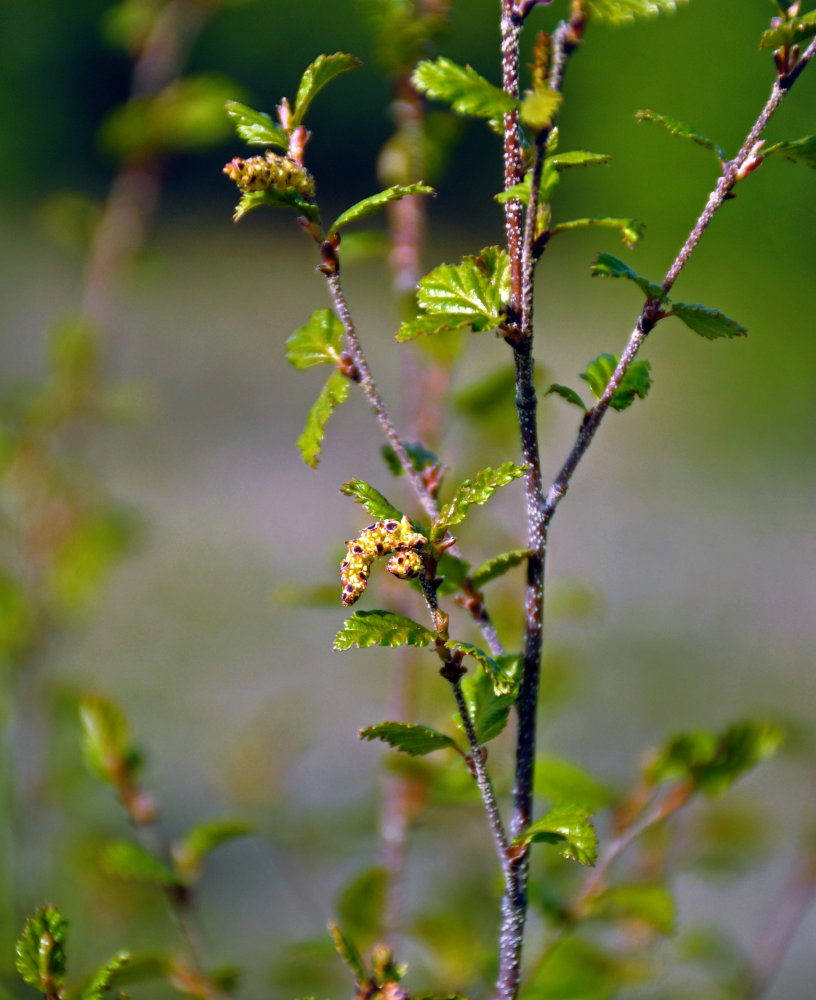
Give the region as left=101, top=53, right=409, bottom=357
left=78, top=952, right=131, bottom=1000
left=329, top=183, right=434, bottom=233
left=433, top=461, right=526, bottom=539
left=381, top=442, right=440, bottom=477
left=79, top=693, right=136, bottom=785
left=172, top=819, right=252, bottom=882
left=336, top=867, right=388, bottom=951
left=470, top=549, right=530, bottom=588
left=292, top=53, right=362, bottom=128
left=297, top=371, right=350, bottom=469
left=102, top=840, right=178, bottom=887
left=590, top=252, right=665, bottom=300
left=445, top=641, right=520, bottom=696
left=495, top=175, right=532, bottom=206
left=460, top=665, right=519, bottom=744
left=580, top=353, right=652, bottom=412
left=232, top=187, right=321, bottom=225
left=647, top=720, right=784, bottom=796
left=551, top=216, right=645, bottom=249
left=668, top=302, right=747, bottom=339
left=333, top=610, right=433, bottom=650
left=521, top=937, right=647, bottom=1000
left=339, top=480, right=404, bottom=521
left=328, top=922, right=367, bottom=983
left=544, top=383, right=587, bottom=411
left=588, top=0, right=690, bottom=26
left=759, top=10, right=816, bottom=49
left=761, top=135, right=816, bottom=169
left=225, top=100, right=288, bottom=149
left=16, top=905, right=68, bottom=995
left=285, top=309, right=344, bottom=369
left=360, top=722, right=461, bottom=756
left=635, top=108, right=726, bottom=162
left=534, top=756, right=615, bottom=812
left=548, top=150, right=612, bottom=171
left=592, top=883, right=676, bottom=935
left=435, top=552, right=472, bottom=596
left=519, top=87, right=562, bottom=131
left=520, top=805, right=598, bottom=865
left=412, top=57, right=516, bottom=120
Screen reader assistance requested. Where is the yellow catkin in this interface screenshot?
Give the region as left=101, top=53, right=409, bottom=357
left=222, top=150, right=315, bottom=199
left=340, top=516, right=427, bottom=606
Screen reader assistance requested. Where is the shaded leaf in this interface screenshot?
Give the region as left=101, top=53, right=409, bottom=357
left=593, top=883, right=676, bottom=935
left=16, top=905, right=68, bottom=995
left=591, top=252, right=665, bottom=300
left=434, top=552, right=472, bottom=596
left=520, top=805, right=598, bottom=865
left=102, top=840, right=178, bottom=887
left=544, top=383, right=587, bottom=411
left=521, top=936, right=648, bottom=1000
left=360, top=722, right=461, bottom=756
left=552, top=216, right=645, bottom=248
left=460, top=665, right=519, bottom=744
left=580, top=353, right=652, bottom=412
left=232, top=187, right=320, bottom=225
left=759, top=10, right=816, bottom=49
left=635, top=108, right=726, bottom=162
left=78, top=952, right=131, bottom=1000
left=225, top=100, right=288, bottom=149
left=172, top=819, right=252, bottom=882
left=445, top=641, right=520, bottom=695
left=340, top=480, right=404, bottom=522
left=535, top=756, right=615, bottom=811
left=333, top=610, right=433, bottom=650
left=285, top=309, right=344, bottom=369
left=668, top=302, right=747, bottom=339
left=433, top=461, right=526, bottom=539
left=329, top=183, right=434, bottom=233
left=762, top=135, right=816, bottom=169
left=328, top=922, right=367, bottom=982
left=588, top=0, right=689, bottom=25
left=297, top=371, right=350, bottom=469
left=519, top=87, right=563, bottom=131
left=79, top=693, right=136, bottom=785
left=412, top=57, right=516, bottom=120
left=292, top=53, right=362, bottom=127
left=470, top=549, right=530, bottom=588
left=381, top=442, right=440, bottom=477
left=336, top=868, right=387, bottom=951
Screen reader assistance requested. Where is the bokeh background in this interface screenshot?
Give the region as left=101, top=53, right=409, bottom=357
left=1, top=1, right=815, bottom=998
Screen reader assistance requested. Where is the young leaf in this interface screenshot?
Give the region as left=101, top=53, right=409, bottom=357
left=444, top=641, right=520, bottom=695
left=433, top=461, right=526, bottom=538
left=360, top=722, right=461, bottom=756
left=551, top=216, right=645, bottom=249
left=544, top=384, right=587, bottom=411
left=297, top=370, right=350, bottom=469
left=591, top=883, right=676, bottom=935
left=460, top=667, right=517, bottom=744
left=172, top=819, right=253, bottom=882
left=759, top=10, right=816, bottom=49
left=102, top=840, right=178, bottom=887
left=548, top=150, right=612, bottom=171
left=635, top=108, right=726, bottom=163
left=292, top=53, right=362, bottom=128
left=470, top=549, right=530, bottom=588
left=232, top=187, right=320, bottom=225
left=412, top=57, right=517, bottom=120
left=495, top=174, right=532, bottom=206
left=328, top=922, right=367, bottom=983
left=328, top=183, right=434, bottom=233
left=590, top=252, right=665, bottom=301
left=79, top=693, right=135, bottom=785
left=519, top=87, right=562, bottom=132
left=16, top=905, right=68, bottom=996
left=340, top=480, right=404, bottom=521
left=225, top=100, right=288, bottom=150
left=336, top=867, right=388, bottom=952
left=78, top=952, right=131, bottom=1000
left=588, top=0, right=689, bottom=26
left=534, top=756, right=615, bottom=812
left=761, top=136, right=816, bottom=170
left=668, top=302, right=747, bottom=340
left=580, top=354, right=652, bottom=412
left=381, top=442, right=440, bottom=477
left=519, top=805, right=598, bottom=865
left=333, top=610, right=433, bottom=650
left=285, top=309, right=344, bottom=369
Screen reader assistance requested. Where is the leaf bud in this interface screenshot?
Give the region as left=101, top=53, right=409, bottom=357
left=736, top=141, right=765, bottom=180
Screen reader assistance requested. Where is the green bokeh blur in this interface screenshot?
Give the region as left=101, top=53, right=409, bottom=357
left=2, top=2, right=816, bottom=998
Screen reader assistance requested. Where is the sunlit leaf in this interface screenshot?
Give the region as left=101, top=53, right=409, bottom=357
left=445, top=641, right=520, bottom=695
left=548, top=150, right=612, bottom=170
left=360, top=722, right=461, bottom=756
left=519, top=87, right=562, bottom=131
left=470, top=549, right=530, bottom=588
left=297, top=371, right=350, bottom=469
left=588, top=0, right=689, bottom=26
left=460, top=667, right=517, bottom=744
left=329, top=183, right=434, bottom=233
left=79, top=693, right=137, bottom=785
left=762, top=135, right=816, bottom=169
left=433, top=462, right=526, bottom=539
left=635, top=108, right=726, bottom=162
left=520, top=805, right=598, bottom=865
left=292, top=53, right=362, bottom=127
left=552, top=216, right=645, bottom=248
left=590, top=252, right=665, bottom=300
left=16, top=906, right=68, bottom=995
left=225, top=100, right=288, bottom=149
left=78, top=952, right=131, bottom=1000
left=759, top=10, right=816, bottom=49
left=232, top=187, right=320, bottom=225
left=668, top=302, right=747, bottom=339
left=580, top=353, right=652, bottom=411
left=339, top=480, right=404, bottom=521
left=285, top=309, right=344, bottom=369
left=333, top=610, right=433, bottom=650
left=412, top=57, right=516, bottom=120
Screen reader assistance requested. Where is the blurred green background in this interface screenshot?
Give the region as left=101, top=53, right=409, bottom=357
left=1, top=1, right=815, bottom=998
